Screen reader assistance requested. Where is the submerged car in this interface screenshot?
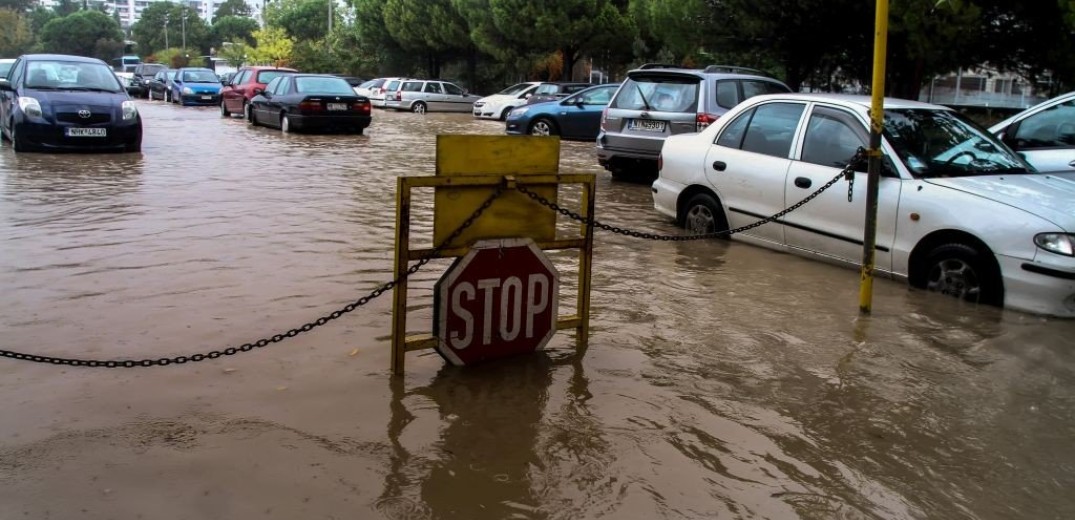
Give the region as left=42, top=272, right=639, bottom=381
left=170, top=67, right=222, bottom=106
left=147, top=69, right=176, bottom=101
left=220, top=65, right=297, bottom=119
left=652, top=93, right=1075, bottom=317
left=383, top=79, right=481, bottom=113
left=0, top=54, right=141, bottom=153
left=248, top=74, right=372, bottom=134
left=506, top=83, right=618, bottom=140
left=989, top=91, right=1075, bottom=172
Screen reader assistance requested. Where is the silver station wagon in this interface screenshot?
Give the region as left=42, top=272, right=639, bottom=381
left=384, top=79, right=482, bottom=114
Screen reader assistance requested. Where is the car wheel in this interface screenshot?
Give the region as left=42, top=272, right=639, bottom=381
left=240, top=101, right=249, bottom=120
left=164, top=90, right=170, bottom=103
left=682, top=193, right=729, bottom=237
left=499, top=107, right=512, bottom=121
left=281, top=114, right=291, bottom=133
left=220, top=100, right=231, bottom=117
left=529, top=118, right=558, bottom=136
left=920, top=243, right=1003, bottom=306
left=248, top=107, right=258, bottom=126
left=11, top=123, right=29, bottom=152
left=411, top=101, right=426, bottom=114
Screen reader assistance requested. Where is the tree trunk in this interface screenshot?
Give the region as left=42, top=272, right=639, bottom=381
left=562, top=46, right=579, bottom=82
left=466, top=48, right=477, bottom=91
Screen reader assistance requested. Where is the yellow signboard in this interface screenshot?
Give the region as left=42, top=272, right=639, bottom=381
left=433, top=135, right=559, bottom=248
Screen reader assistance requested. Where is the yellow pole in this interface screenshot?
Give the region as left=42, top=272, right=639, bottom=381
left=859, top=0, right=889, bottom=314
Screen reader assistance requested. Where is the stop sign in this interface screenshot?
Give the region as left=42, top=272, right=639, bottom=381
left=434, top=238, right=559, bottom=366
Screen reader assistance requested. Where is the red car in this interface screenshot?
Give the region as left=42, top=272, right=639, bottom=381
left=220, top=66, right=298, bottom=119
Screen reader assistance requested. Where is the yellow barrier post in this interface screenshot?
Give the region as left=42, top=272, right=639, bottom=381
left=859, top=0, right=889, bottom=315
left=390, top=135, right=595, bottom=375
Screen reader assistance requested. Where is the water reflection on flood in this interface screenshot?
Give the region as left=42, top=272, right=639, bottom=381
left=0, top=102, right=1073, bottom=520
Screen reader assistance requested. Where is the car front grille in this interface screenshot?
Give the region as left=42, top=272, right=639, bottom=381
left=56, top=112, right=111, bottom=125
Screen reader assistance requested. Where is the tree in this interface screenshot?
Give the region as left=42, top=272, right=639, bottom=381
left=0, top=8, right=33, bottom=57
left=246, top=27, right=294, bottom=65
left=265, top=0, right=338, bottom=41
left=28, top=6, right=56, bottom=34
left=211, top=15, right=259, bottom=49
left=131, top=2, right=211, bottom=56
left=52, top=0, right=80, bottom=17
left=37, top=10, right=124, bottom=60
left=0, top=0, right=33, bottom=13
left=214, top=0, right=252, bottom=19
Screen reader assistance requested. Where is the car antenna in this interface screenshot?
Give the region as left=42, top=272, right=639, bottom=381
left=634, top=83, right=653, bottom=112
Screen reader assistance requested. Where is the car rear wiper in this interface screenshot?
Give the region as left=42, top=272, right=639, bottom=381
left=634, top=84, right=653, bottom=111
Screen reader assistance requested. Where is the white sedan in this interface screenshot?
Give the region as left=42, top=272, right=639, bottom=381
left=652, top=93, right=1075, bottom=317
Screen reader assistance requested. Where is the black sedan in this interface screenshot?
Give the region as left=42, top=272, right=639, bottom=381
left=248, top=74, right=372, bottom=134
left=0, top=54, right=141, bottom=153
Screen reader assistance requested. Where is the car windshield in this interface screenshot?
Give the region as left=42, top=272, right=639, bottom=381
left=611, top=76, right=699, bottom=113
left=295, top=77, right=354, bottom=95
left=25, top=60, right=123, bottom=92
left=256, top=70, right=292, bottom=84
left=883, top=109, right=1032, bottom=178
left=568, top=85, right=617, bottom=105
left=181, top=70, right=220, bottom=83
left=0, top=61, right=14, bottom=78
left=142, top=64, right=165, bottom=75
left=498, top=83, right=534, bottom=95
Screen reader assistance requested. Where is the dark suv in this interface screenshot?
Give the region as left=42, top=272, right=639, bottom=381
left=128, top=62, right=167, bottom=98
left=596, top=64, right=790, bottom=177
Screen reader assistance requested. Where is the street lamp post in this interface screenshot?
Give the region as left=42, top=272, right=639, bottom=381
left=182, top=12, right=187, bottom=50
left=163, top=16, right=169, bottom=49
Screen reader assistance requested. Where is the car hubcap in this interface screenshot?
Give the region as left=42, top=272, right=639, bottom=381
left=685, top=205, right=714, bottom=234
left=414, top=104, right=425, bottom=114
left=926, top=259, right=981, bottom=301
left=531, top=122, right=551, bottom=136
left=282, top=117, right=289, bottom=132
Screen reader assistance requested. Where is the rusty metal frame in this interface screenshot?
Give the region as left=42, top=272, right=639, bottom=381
left=391, top=173, right=596, bottom=375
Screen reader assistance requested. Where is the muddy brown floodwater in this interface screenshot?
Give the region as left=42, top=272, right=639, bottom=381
left=1, top=101, right=1073, bottom=520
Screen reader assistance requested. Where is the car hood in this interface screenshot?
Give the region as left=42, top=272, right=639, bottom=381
left=28, top=90, right=127, bottom=106
left=179, top=83, right=221, bottom=92
left=476, top=94, right=519, bottom=104
left=926, top=174, right=1075, bottom=230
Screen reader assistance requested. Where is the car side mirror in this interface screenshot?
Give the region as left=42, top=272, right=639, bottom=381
left=0, top=79, right=12, bottom=92
left=253, top=88, right=264, bottom=96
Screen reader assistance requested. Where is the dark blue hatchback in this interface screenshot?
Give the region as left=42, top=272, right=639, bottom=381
left=0, top=54, right=141, bottom=153
left=505, top=83, right=619, bottom=140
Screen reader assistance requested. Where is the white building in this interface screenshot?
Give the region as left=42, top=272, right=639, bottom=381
left=36, top=0, right=262, bottom=32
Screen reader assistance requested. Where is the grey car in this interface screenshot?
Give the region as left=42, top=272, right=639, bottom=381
left=596, top=64, right=790, bottom=178
left=384, top=79, right=481, bottom=113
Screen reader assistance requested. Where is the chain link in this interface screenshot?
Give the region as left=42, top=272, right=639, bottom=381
left=517, top=148, right=865, bottom=241
left=0, top=185, right=506, bottom=368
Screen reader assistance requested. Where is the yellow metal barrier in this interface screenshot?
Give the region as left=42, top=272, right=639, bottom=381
left=391, top=135, right=596, bottom=375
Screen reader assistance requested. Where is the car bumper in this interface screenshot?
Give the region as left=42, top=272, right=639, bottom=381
left=289, top=113, right=371, bottom=131
left=383, top=100, right=403, bottom=110
left=505, top=116, right=528, bottom=135
left=180, top=94, right=220, bottom=106
left=1000, top=254, right=1075, bottom=318
left=651, top=177, right=685, bottom=220
left=127, top=86, right=146, bottom=96
left=16, top=120, right=141, bottom=152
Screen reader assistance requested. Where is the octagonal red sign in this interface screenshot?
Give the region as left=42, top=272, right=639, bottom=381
left=434, top=238, right=559, bottom=366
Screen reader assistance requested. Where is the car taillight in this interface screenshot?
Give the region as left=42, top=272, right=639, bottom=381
left=600, top=107, right=609, bottom=131
left=394, top=90, right=402, bottom=101
left=658, top=153, right=663, bottom=172
left=696, top=113, right=718, bottom=131
left=353, top=101, right=371, bottom=113
left=298, top=101, right=323, bottom=112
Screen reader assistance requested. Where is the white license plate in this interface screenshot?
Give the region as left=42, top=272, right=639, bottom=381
left=327, top=103, right=347, bottom=111
left=200, top=95, right=212, bottom=100
left=628, top=119, right=666, bottom=132
left=66, top=127, right=106, bottom=137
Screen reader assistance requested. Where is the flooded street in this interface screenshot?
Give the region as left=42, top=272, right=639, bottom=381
left=1, top=101, right=1074, bottom=519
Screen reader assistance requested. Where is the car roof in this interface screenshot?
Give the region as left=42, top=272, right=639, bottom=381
left=19, top=54, right=106, bottom=64
left=292, top=74, right=348, bottom=79
left=751, top=93, right=947, bottom=110
left=244, top=66, right=297, bottom=72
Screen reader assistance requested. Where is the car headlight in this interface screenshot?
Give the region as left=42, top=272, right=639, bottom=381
left=182, top=87, right=193, bottom=95
left=122, top=100, right=138, bottom=121
left=509, top=107, right=528, bottom=117
left=1035, top=233, right=1075, bottom=256
left=17, top=97, right=41, bottom=118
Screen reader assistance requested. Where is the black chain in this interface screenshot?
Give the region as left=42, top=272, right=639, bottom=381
left=516, top=149, right=864, bottom=242
left=0, top=185, right=506, bottom=368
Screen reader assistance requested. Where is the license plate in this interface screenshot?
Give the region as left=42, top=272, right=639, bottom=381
left=201, top=95, right=212, bottom=100
left=629, top=119, right=666, bottom=132
left=65, top=127, right=106, bottom=137
left=327, top=103, right=347, bottom=111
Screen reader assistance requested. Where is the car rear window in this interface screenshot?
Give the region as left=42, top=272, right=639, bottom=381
left=611, top=76, right=699, bottom=113
left=385, top=80, right=402, bottom=91
left=256, top=70, right=292, bottom=84
left=295, top=77, right=354, bottom=95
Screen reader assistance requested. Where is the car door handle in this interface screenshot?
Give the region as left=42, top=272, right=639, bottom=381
left=712, top=161, right=726, bottom=171
left=1068, top=160, right=1075, bottom=167
left=794, top=176, right=812, bottom=189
